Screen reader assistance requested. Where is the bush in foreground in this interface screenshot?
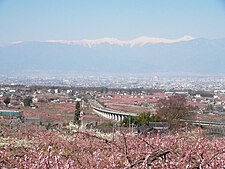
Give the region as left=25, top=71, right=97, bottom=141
left=122, top=112, right=161, bottom=127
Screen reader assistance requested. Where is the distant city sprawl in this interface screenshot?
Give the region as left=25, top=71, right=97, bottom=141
left=0, top=73, right=225, bottom=90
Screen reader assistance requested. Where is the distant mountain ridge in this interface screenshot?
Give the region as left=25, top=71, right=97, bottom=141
left=44, top=35, right=194, bottom=48
left=0, top=37, right=225, bottom=75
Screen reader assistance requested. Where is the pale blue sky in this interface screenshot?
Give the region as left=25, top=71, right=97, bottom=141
left=0, top=0, right=225, bottom=43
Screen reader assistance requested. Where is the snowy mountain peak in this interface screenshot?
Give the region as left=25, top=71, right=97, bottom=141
left=46, top=35, right=195, bottom=47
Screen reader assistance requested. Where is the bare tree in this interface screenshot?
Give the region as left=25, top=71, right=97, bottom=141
left=156, top=95, right=192, bottom=129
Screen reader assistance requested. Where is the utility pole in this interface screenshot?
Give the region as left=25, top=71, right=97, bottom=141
left=131, top=123, right=134, bottom=133
left=129, top=117, right=131, bottom=133
left=112, top=123, right=115, bottom=142
left=25, top=112, right=27, bottom=134
left=10, top=111, right=12, bottom=130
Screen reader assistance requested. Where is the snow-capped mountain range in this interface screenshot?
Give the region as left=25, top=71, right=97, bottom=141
left=1, top=36, right=225, bottom=74
left=45, top=35, right=194, bottom=47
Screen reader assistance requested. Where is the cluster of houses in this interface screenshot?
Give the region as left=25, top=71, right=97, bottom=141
left=0, top=85, right=81, bottom=109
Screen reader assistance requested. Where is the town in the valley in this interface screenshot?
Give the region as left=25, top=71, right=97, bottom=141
left=1, top=75, right=225, bottom=134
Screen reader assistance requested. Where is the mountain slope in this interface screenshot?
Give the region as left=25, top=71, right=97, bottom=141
left=0, top=37, right=224, bottom=74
